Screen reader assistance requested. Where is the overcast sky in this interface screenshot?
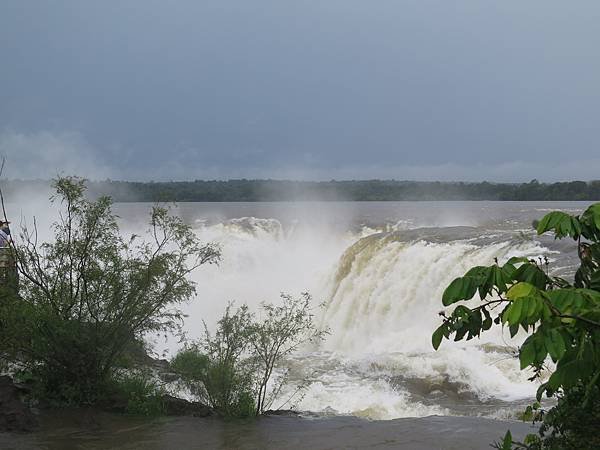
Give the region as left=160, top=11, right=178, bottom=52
left=1, top=1, right=599, bottom=181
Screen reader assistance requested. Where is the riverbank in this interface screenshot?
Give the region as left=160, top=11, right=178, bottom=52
left=1, top=408, right=535, bottom=450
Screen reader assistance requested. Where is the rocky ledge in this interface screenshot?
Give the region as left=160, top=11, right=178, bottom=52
left=0, top=376, right=38, bottom=433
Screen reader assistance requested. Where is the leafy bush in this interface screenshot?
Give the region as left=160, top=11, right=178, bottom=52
left=112, top=373, right=165, bottom=416
left=172, top=305, right=255, bottom=418
left=433, top=203, right=600, bottom=449
left=0, top=176, right=220, bottom=404
left=172, top=293, right=326, bottom=417
left=534, top=383, right=600, bottom=450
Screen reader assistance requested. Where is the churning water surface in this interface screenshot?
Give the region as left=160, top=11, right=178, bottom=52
left=107, top=201, right=583, bottom=421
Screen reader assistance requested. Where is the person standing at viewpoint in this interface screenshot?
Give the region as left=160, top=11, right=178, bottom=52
left=0, top=220, right=11, bottom=248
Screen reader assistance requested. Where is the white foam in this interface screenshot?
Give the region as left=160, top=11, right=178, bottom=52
left=317, top=236, right=548, bottom=408
left=154, top=215, right=550, bottom=420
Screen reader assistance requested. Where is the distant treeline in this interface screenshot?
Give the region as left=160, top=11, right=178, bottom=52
left=3, top=179, right=600, bottom=202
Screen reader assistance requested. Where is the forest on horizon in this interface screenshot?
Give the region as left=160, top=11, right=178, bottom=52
left=2, top=179, right=600, bottom=202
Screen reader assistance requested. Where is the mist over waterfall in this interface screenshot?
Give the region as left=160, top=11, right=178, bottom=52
left=111, top=201, right=579, bottom=420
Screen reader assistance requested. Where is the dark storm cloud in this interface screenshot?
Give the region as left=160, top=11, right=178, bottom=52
left=1, top=1, right=599, bottom=181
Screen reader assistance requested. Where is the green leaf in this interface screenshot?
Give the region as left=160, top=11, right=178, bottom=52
left=547, top=289, right=577, bottom=312
left=506, top=256, right=530, bottom=266
left=536, top=211, right=581, bottom=239
left=583, top=371, right=600, bottom=407
left=537, top=211, right=565, bottom=234
left=504, top=298, right=525, bottom=325
left=519, top=337, right=537, bottom=369
left=520, top=333, right=548, bottom=368
left=524, top=434, right=541, bottom=446
left=549, top=288, right=600, bottom=316
left=491, top=265, right=509, bottom=294
left=506, top=282, right=536, bottom=300
left=514, top=264, right=548, bottom=289
left=549, top=353, right=594, bottom=390
left=524, top=296, right=539, bottom=323
left=501, top=430, right=513, bottom=450
left=536, top=383, right=549, bottom=401
left=432, top=325, right=445, bottom=350
left=545, top=329, right=566, bottom=362
left=535, top=340, right=548, bottom=365
left=463, top=266, right=490, bottom=279
left=442, top=276, right=479, bottom=306
left=581, top=203, right=600, bottom=231
left=482, top=308, right=492, bottom=331
left=589, top=269, right=600, bottom=291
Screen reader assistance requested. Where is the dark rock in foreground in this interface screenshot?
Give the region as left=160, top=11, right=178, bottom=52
left=0, top=376, right=37, bottom=433
left=160, top=395, right=213, bottom=417
left=101, top=388, right=213, bottom=418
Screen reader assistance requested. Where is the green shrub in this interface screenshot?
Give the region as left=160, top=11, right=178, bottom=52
left=535, top=384, right=600, bottom=450
left=433, top=203, right=600, bottom=449
left=0, top=176, right=220, bottom=405
left=170, top=348, right=209, bottom=385
left=171, top=306, right=256, bottom=418
left=112, top=373, right=165, bottom=416
left=232, top=391, right=256, bottom=418
left=172, top=294, right=326, bottom=417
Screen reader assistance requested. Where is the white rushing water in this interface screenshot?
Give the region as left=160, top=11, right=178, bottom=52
left=143, top=203, right=561, bottom=421
left=305, top=235, right=545, bottom=419
left=8, top=198, right=582, bottom=420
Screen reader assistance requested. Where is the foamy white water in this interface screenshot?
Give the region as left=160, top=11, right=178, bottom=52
left=111, top=201, right=582, bottom=420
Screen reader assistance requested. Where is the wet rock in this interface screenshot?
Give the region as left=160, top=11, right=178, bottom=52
left=160, top=395, right=213, bottom=417
left=0, top=376, right=37, bottom=432
left=158, top=372, right=180, bottom=383
left=102, top=389, right=129, bottom=414
left=263, top=409, right=300, bottom=417
left=149, top=359, right=170, bottom=372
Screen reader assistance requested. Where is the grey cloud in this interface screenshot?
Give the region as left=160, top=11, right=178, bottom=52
left=2, top=129, right=600, bottom=182
left=1, top=1, right=599, bottom=181
left=0, top=130, right=109, bottom=180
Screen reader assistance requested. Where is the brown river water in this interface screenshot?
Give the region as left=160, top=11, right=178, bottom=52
left=1, top=409, right=535, bottom=450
